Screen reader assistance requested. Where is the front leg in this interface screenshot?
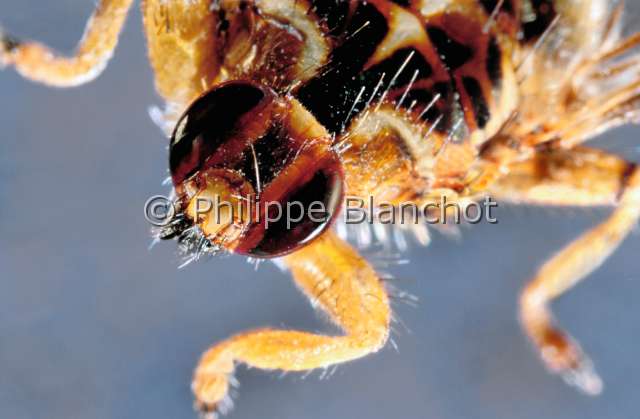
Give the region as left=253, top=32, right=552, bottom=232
left=1, top=0, right=134, bottom=87
left=490, top=147, right=640, bottom=394
left=192, top=231, right=390, bottom=415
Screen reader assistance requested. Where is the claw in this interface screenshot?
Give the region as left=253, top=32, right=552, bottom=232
left=561, top=355, right=604, bottom=396
left=195, top=401, right=219, bottom=419
left=0, top=27, right=20, bottom=68
left=195, top=392, right=235, bottom=419
left=192, top=369, right=236, bottom=418
left=539, top=336, right=603, bottom=396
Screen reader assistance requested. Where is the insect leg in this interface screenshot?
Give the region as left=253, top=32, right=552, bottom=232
left=0, top=0, right=134, bottom=87
left=192, top=231, right=390, bottom=414
left=489, top=147, right=640, bottom=395
left=527, top=28, right=640, bottom=148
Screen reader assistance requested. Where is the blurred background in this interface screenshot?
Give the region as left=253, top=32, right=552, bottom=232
left=1, top=1, right=639, bottom=418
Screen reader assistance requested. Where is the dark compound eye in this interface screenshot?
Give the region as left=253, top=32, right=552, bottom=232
left=235, top=152, right=344, bottom=258
left=169, top=81, right=344, bottom=258
left=169, top=81, right=275, bottom=186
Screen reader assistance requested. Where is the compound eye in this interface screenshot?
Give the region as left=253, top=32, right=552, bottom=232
left=169, top=81, right=275, bottom=187
left=169, top=82, right=344, bottom=259
left=238, top=152, right=344, bottom=258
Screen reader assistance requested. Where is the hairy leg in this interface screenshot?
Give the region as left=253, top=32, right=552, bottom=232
left=1, top=0, right=134, bottom=87
left=192, top=231, right=390, bottom=414
left=490, top=147, right=640, bottom=394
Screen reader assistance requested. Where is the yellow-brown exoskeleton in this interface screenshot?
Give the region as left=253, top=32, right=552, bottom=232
left=3, top=0, right=640, bottom=415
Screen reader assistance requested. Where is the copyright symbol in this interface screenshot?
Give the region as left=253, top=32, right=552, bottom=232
left=144, top=195, right=176, bottom=227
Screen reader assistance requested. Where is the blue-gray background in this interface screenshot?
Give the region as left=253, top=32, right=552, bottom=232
left=1, top=2, right=639, bottom=418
